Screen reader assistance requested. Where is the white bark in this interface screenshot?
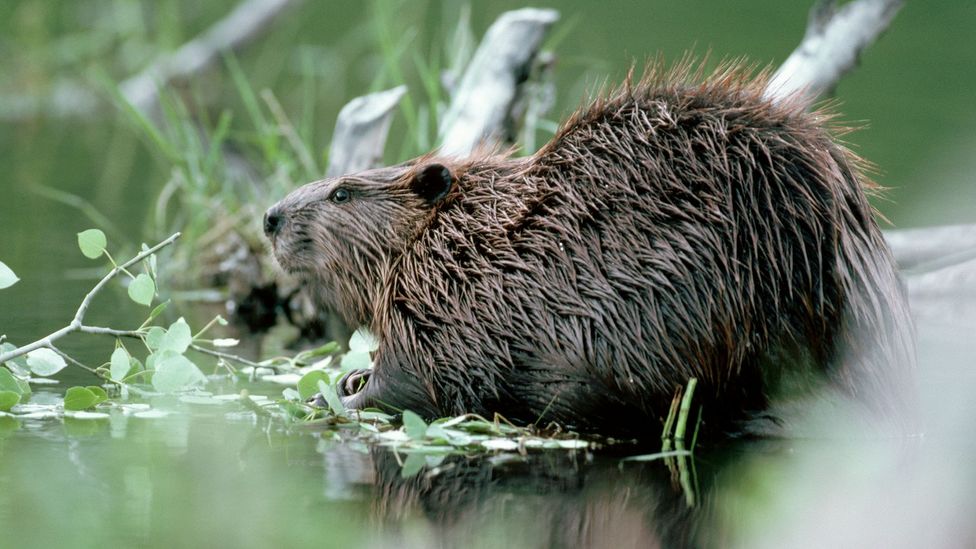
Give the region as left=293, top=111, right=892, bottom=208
left=121, top=0, right=299, bottom=113
left=767, top=0, right=904, bottom=102
left=437, top=8, right=559, bottom=156
left=326, top=86, right=407, bottom=177
left=884, top=224, right=976, bottom=272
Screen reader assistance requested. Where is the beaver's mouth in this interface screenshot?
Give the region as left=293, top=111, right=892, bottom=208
left=268, top=234, right=315, bottom=275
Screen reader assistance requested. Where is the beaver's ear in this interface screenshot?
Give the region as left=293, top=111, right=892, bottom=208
left=411, top=163, right=454, bottom=205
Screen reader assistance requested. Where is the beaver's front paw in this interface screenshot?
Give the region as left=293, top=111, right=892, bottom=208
left=308, top=369, right=373, bottom=410
left=338, top=369, right=371, bottom=397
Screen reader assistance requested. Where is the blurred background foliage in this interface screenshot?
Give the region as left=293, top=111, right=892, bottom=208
left=3, top=0, right=974, bottom=365
left=1, top=3, right=975, bottom=547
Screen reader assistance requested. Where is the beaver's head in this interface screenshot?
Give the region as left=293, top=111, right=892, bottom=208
left=264, top=161, right=456, bottom=325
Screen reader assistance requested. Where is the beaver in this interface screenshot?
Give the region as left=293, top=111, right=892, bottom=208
left=264, top=62, right=915, bottom=437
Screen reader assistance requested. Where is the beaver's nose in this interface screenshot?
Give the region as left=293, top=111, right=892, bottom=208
left=263, top=206, right=285, bottom=237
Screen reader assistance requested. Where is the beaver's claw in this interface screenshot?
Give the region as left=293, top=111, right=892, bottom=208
left=307, top=369, right=372, bottom=409
left=338, top=368, right=371, bottom=397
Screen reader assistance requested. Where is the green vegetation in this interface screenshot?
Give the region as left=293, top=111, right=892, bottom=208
left=1, top=229, right=647, bottom=467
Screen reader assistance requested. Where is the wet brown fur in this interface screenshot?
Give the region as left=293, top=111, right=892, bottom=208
left=267, top=61, right=915, bottom=437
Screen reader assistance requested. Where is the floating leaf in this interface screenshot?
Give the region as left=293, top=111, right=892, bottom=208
left=85, top=386, right=109, bottom=405
left=128, top=273, right=155, bottom=306
left=66, top=411, right=110, bottom=420
left=297, top=370, right=330, bottom=401
left=77, top=229, right=107, bottom=259
left=402, top=410, right=428, bottom=439
left=349, top=327, right=379, bottom=353
left=0, top=390, right=20, bottom=411
left=151, top=352, right=206, bottom=393
left=481, top=438, right=519, bottom=451
left=158, top=318, right=192, bottom=354
left=110, top=347, right=131, bottom=381
left=26, top=348, right=67, bottom=376
left=0, top=261, right=18, bottom=289
left=63, top=386, right=98, bottom=411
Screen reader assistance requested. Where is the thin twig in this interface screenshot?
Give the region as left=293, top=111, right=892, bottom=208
left=189, top=343, right=264, bottom=369
left=49, top=345, right=155, bottom=397
left=79, top=326, right=144, bottom=338
left=0, top=232, right=181, bottom=365
left=48, top=345, right=103, bottom=378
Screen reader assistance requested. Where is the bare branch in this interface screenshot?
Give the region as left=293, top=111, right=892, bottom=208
left=766, top=0, right=904, bottom=102
left=189, top=343, right=264, bottom=369
left=438, top=8, right=559, bottom=156
left=121, top=0, right=300, bottom=113
left=1, top=0, right=298, bottom=120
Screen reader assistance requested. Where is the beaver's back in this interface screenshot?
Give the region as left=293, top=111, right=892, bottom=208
left=377, top=65, right=914, bottom=434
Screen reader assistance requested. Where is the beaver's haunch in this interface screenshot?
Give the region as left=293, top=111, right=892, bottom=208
left=265, top=63, right=914, bottom=437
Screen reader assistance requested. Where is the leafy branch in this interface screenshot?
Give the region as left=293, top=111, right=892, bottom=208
left=0, top=231, right=180, bottom=365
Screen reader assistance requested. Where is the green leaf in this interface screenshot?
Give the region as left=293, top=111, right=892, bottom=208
left=316, top=379, right=346, bottom=416
left=402, top=410, right=428, bottom=439
left=77, top=229, right=107, bottom=259
left=0, top=343, right=30, bottom=377
left=0, top=368, right=24, bottom=396
left=349, top=327, right=379, bottom=353
left=340, top=351, right=371, bottom=371
left=63, top=386, right=98, bottom=411
left=159, top=318, right=192, bottom=354
left=147, top=300, right=169, bottom=322
left=110, top=347, right=131, bottom=381
left=145, top=326, right=166, bottom=350
left=151, top=352, right=206, bottom=393
left=297, top=370, right=330, bottom=401
left=142, top=243, right=157, bottom=278
left=400, top=453, right=427, bottom=478
left=85, top=386, right=109, bottom=405
left=26, top=348, right=67, bottom=376
left=0, top=260, right=18, bottom=289
left=128, top=273, right=155, bottom=306
left=0, top=391, right=19, bottom=411
left=295, top=341, right=339, bottom=363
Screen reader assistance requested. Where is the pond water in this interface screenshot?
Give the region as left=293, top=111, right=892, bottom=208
left=2, top=1, right=976, bottom=547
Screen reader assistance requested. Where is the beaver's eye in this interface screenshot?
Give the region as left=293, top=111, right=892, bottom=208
left=330, top=188, right=351, bottom=204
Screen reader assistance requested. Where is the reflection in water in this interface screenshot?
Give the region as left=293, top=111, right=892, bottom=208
left=1, top=386, right=975, bottom=548
left=359, top=446, right=727, bottom=548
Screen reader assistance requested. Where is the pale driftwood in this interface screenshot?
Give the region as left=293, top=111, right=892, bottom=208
left=0, top=0, right=297, bottom=120
left=325, top=86, right=408, bottom=177
left=766, top=0, right=904, bottom=102
left=883, top=225, right=976, bottom=308
left=437, top=8, right=559, bottom=156
left=884, top=224, right=976, bottom=272
left=121, top=0, right=299, bottom=113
